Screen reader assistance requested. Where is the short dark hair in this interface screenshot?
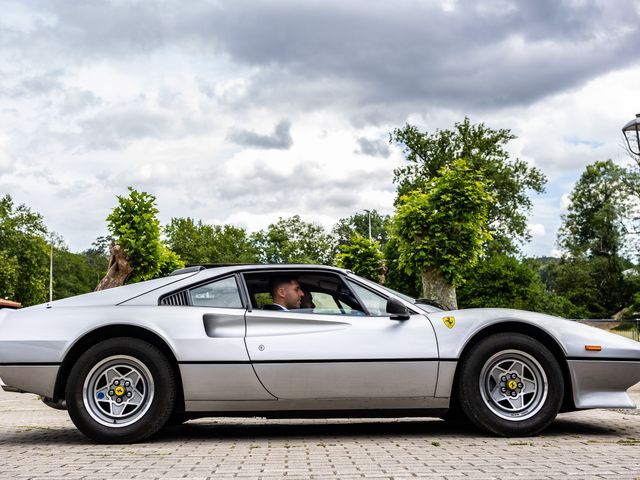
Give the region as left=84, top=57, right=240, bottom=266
left=269, top=275, right=298, bottom=298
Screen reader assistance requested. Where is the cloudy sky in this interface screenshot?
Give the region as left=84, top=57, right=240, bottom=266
left=1, top=0, right=639, bottom=257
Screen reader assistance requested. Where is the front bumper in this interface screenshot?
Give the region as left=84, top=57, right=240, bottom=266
left=569, top=359, right=640, bottom=409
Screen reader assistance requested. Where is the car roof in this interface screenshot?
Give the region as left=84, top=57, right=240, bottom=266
left=177, top=264, right=350, bottom=277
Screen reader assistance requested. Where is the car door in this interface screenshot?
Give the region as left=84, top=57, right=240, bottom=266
left=243, top=272, right=439, bottom=400
left=165, top=275, right=275, bottom=402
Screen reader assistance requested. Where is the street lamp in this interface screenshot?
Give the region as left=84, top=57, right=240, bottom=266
left=622, top=113, right=640, bottom=158
left=49, top=236, right=53, bottom=303
left=363, top=209, right=372, bottom=241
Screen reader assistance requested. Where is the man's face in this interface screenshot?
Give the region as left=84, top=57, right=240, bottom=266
left=281, top=280, right=304, bottom=309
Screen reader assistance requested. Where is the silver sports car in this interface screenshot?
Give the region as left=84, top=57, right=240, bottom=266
left=1, top=264, right=639, bottom=443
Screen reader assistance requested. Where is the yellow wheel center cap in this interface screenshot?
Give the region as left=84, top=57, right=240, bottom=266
left=507, top=379, right=518, bottom=391
left=114, top=386, right=125, bottom=397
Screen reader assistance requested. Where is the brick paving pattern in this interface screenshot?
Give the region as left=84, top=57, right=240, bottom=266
left=1, top=385, right=639, bottom=480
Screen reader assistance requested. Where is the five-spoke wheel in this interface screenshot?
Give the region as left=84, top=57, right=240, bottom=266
left=83, top=355, right=155, bottom=427
left=458, top=333, right=564, bottom=436
left=66, top=338, right=176, bottom=443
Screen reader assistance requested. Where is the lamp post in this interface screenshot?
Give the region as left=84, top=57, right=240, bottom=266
left=49, top=237, right=53, bottom=303
left=622, top=113, right=640, bottom=159
left=363, top=209, right=372, bottom=241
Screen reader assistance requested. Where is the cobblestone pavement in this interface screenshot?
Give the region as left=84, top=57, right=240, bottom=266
left=1, top=386, right=639, bottom=480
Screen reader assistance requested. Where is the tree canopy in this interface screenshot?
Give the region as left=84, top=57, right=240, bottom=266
left=105, top=187, right=183, bottom=284
left=164, top=217, right=258, bottom=264
left=336, top=233, right=383, bottom=281
left=558, top=160, right=630, bottom=258
left=391, top=159, right=494, bottom=309
left=251, top=215, right=334, bottom=265
left=391, top=117, right=546, bottom=253
left=0, top=195, right=49, bottom=305
left=333, top=210, right=391, bottom=248
left=555, top=160, right=637, bottom=316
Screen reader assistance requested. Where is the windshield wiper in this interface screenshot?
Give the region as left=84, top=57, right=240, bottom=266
left=415, top=298, right=449, bottom=311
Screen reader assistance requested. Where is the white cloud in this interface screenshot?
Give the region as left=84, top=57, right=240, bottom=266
left=0, top=134, right=13, bottom=170
left=1, top=0, right=639, bottom=256
left=527, top=223, right=546, bottom=237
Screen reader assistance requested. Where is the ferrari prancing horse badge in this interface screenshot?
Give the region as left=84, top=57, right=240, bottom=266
left=442, top=316, right=455, bottom=329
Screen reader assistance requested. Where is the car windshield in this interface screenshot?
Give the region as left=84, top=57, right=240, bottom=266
left=346, top=272, right=444, bottom=313
left=377, top=284, right=415, bottom=304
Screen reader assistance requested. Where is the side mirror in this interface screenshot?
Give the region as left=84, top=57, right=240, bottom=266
left=386, top=298, right=410, bottom=321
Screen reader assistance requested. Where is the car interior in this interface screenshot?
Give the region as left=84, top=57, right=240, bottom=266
left=242, top=271, right=367, bottom=315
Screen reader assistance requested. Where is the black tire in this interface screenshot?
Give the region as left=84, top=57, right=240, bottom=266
left=164, top=412, right=190, bottom=427
left=457, top=333, right=563, bottom=437
left=65, top=337, right=176, bottom=444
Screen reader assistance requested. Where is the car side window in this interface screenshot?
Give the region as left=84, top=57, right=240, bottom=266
left=190, top=276, right=243, bottom=308
left=346, top=280, right=388, bottom=316
left=301, top=291, right=345, bottom=315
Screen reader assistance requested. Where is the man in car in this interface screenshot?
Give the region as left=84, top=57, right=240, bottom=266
left=266, top=275, right=304, bottom=311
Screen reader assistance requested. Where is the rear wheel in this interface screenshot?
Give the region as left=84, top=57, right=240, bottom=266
left=65, top=337, right=176, bottom=443
left=457, top=333, right=563, bottom=436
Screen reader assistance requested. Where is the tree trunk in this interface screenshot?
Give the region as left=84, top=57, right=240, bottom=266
left=95, top=243, right=133, bottom=291
left=420, top=268, right=457, bottom=310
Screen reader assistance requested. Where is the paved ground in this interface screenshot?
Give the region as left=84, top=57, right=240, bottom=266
left=1, top=386, right=639, bottom=480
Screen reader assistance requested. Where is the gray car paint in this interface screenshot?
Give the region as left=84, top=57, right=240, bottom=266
left=1, top=265, right=640, bottom=414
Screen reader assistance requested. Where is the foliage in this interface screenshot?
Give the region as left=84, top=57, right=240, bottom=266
left=157, top=247, right=185, bottom=277
left=106, top=187, right=183, bottom=283
left=543, top=256, right=632, bottom=318
left=336, top=233, right=383, bottom=281
left=558, top=160, right=629, bottom=258
left=457, top=255, right=544, bottom=311
left=0, top=195, right=49, bottom=306
left=456, top=254, right=595, bottom=318
left=164, top=217, right=258, bottom=264
left=556, top=160, right=637, bottom=317
left=251, top=215, right=335, bottom=265
left=52, top=248, right=108, bottom=299
left=382, top=237, right=422, bottom=298
left=390, top=117, right=546, bottom=253
left=89, top=235, right=114, bottom=257
left=333, top=210, right=391, bottom=248
left=391, top=159, right=493, bottom=287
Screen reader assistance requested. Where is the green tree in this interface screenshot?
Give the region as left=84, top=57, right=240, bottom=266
left=164, top=217, right=258, bottom=264
left=525, top=257, right=589, bottom=319
left=391, top=117, right=546, bottom=253
left=557, top=160, right=634, bottom=316
left=544, top=258, right=605, bottom=318
left=0, top=195, right=49, bottom=305
left=457, top=255, right=544, bottom=311
left=559, top=160, right=629, bottom=258
left=382, top=237, right=423, bottom=298
left=333, top=210, right=391, bottom=248
left=336, top=233, right=383, bottom=281
left=251, top=215, right=334, bottom=265
left=391, top=159, right=494, bottom=309
left=52, top=248, right=108, bottom=300
left=105, top=187, right=183, bottom=284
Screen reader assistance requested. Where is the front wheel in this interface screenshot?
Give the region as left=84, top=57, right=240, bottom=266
left=65, top=337, right=176, bottom=443
left=457, top=333, right=564, bottom=436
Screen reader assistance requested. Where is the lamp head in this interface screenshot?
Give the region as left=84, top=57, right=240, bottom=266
left=622, top=113, right=640, bottom=156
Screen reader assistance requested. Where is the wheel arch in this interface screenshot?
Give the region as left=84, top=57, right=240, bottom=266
left=54, top=325, right=185, bottom=413
left=451, top=321, right=575, bottom=411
